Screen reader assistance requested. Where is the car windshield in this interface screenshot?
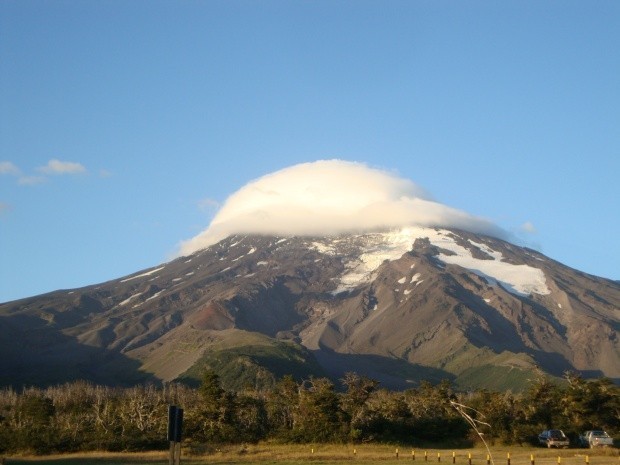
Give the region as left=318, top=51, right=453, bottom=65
left=549, top=431, right=564, bottom=438
left=591, top=431, right=607, bottom=437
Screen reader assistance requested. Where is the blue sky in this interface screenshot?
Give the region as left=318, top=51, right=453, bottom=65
left=1, top=0, right=618, bottom=302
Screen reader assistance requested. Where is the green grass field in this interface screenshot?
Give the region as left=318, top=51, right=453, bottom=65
left=3, top=443, right=619, bottom=465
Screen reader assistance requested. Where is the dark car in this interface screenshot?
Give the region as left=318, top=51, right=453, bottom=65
left=538, top=429, right=570, bottom=448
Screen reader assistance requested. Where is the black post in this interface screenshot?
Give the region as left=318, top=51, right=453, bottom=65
left=168, top=405, right=184, bottom=465
left=174, top=408, right=184, bottom=442
left=168, top=406, right=177, bottom=441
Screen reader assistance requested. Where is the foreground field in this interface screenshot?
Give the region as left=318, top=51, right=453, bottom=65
left=4, top=443, right=619, bottom=465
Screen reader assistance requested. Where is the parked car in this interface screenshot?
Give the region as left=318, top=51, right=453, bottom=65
left=578, top=430, right=614, bottom=448
left=538, top=429, right=570, bottom=448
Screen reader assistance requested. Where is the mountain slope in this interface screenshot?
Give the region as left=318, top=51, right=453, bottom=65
left=1, top=227, right=618, bottom=391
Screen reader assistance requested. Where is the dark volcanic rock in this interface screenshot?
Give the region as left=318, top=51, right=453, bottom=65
left=1, top=228, right=618, bottom=391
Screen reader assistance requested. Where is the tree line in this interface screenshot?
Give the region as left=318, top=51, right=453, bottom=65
left=0, top=371, right=617, bottom=454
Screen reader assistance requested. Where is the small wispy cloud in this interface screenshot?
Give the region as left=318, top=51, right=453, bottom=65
left=37, top=159, right=86, bottom=175
left=4, top=159, right=102, bottom=189
left=0, top=161, right=20, bottom=176
left=18, top=176, right=47, bottom=186
left=198, top=197, right=220, bottom=211
left=520, top=221, right=537, bottom=234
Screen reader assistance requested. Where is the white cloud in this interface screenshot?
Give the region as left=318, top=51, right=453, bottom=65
left=0, top=161, right=20, bottom=176
left=520, top=221, right=537, bottom=234
left=37, top=159, right=86, bottom=175
left=177, top=160, right=507, bottom=256
left=198, top=197, right=220, bottom=211
left=18, top=176, right=46, bottom=186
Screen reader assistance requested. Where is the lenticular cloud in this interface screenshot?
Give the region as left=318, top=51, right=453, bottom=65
left=178, top=160, right=505, bottom=256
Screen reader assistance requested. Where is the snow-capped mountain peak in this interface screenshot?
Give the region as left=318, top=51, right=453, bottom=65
left=308, top=227, right=550, bottom=297
left=1, top=227, right=617, bottom=391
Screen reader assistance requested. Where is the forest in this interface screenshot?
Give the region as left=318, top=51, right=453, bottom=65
left=0, top=371, right=617, bottom=455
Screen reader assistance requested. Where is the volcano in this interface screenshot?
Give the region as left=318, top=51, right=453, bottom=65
left=1, top=226, right=618, bottom=391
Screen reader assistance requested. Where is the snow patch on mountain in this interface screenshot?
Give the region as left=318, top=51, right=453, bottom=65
left=119, top=292, right=142, bottom=306
left=311, top=241, right=336, bottom=255
left=120, top=266, right=165, bottom=283
left=145, top=291, right=163, bottom=302
left=468, top=239, right=501, bottom=260
left=435, top=236, right=550, bottom=296
left=316, top=227, right=549, bottom=296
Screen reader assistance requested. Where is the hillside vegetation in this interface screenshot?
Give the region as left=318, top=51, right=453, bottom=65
left=0, top=371, right=618, bottom=455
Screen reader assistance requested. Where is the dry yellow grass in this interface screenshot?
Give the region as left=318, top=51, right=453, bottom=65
left=4, top=443, right=619, bottom=465
left=198, top=443, right=618, bottom=465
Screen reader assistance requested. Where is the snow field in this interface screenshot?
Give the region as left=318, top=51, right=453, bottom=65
left=313, top=227, right=549, bottom=297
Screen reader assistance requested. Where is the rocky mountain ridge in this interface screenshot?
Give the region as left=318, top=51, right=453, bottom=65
left=1, top=227, right=618, bottom=391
